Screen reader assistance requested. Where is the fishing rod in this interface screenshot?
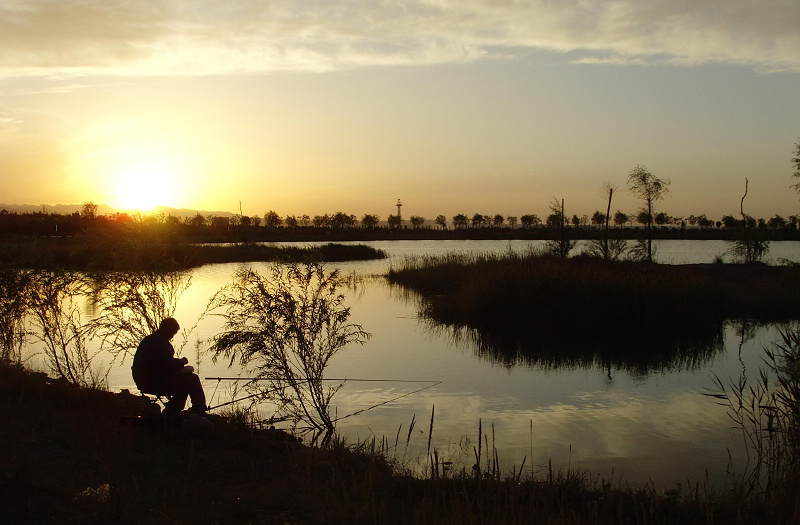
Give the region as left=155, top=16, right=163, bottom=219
left=205, top=376, right=439, bottom=383
left=203, top=377, right=441, bottom=413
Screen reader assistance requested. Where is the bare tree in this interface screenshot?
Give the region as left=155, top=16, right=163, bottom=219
left=627, top=165, right=670, bottom=262
left=791, top=138, right=800, bottom=193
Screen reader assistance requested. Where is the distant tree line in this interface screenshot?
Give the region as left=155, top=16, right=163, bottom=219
left=3, top=138, right=799, bottom=240
left=2, top=205, right=799, bottom=237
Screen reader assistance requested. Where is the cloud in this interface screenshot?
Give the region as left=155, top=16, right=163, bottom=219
left=1, top=0, right=798, bottom=76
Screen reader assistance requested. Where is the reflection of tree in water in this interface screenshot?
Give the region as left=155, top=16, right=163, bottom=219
left=420, top=315, right=724, bottom=377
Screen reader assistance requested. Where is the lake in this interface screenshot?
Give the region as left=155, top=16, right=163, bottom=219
left=94, top=239, right=800, bottom=491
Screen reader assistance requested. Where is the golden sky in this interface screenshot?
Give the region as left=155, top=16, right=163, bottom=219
left=1, top=1, right=799, bottom=220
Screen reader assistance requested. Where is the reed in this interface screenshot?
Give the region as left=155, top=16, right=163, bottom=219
left=387, top=252, right=800, bottom=367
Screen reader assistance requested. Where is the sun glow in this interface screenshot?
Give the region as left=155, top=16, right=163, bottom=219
left=112, top=156, right=179, bottom=212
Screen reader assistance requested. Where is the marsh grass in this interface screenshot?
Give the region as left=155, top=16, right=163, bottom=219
left=707, top=323, right=800, bottom=505
left=0, top=235, right=386, bottom=270
left=387, top=251, right=800, bottom=342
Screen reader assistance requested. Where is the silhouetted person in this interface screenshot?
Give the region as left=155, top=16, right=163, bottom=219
left=132, top=318, right=207, bottom=414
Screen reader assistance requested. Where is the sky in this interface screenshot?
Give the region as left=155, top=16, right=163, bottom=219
left=1, top=0, right=799, bottom=222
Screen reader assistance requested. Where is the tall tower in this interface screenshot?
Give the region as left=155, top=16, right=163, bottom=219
left=396, top=199, right=403, bottom=221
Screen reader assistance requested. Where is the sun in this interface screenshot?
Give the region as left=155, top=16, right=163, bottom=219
left=113, top=158, right=177, bottom=212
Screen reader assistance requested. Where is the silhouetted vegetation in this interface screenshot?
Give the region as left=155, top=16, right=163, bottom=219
left=211, top=263, right=370, bottom=442
left=387, top=250, right=800, bottom=371
left=2, top=361, right=797, bottom=524
left=707, top=322, right=800, bottom=505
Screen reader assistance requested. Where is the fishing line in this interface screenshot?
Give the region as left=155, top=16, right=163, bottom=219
left=330, top=381, right=441, bottom=424
left=203, top=377, right=441, bottom=419
left=205, top=377, right=438, bottom=383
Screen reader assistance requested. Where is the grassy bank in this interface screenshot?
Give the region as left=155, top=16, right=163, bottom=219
left=387, top=251, right=800, bottom=328
left=386, top=251, right=800, bottom=370
left=0, top=236, right=386, bottom=270
left=1, top=362, right=795, bottom=524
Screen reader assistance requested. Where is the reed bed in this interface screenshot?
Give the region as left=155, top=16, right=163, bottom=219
left=387, top=250, right=800, bottom=350
left=0, top=235, right=386, bottom=270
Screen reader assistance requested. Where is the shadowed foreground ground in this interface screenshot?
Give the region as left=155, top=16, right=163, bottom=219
left=1, top=363, right=795, bottom=524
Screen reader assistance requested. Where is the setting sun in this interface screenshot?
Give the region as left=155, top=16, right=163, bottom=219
left=112, top=156, right=179, bottom=212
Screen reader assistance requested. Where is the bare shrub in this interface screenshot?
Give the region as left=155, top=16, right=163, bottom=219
left=85, top=270, right=192, bottom=362
left=211, top=262, right=370, bottom=441
left=0, top=266, right=33, bottom=363
left=27, top=270, right=107, bottom=388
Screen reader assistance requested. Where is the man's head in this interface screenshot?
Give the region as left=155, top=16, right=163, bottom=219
left=157, top=317, right=180, bottom=340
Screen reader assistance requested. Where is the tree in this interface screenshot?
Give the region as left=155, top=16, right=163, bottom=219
left=264, top=210, right=282, bottom=228
left=471, top=213, right=486, bottom=228
left=330, top=212, right=354, bottom=228
left=360, top=214, right=380, bottom=228
left=729, top=179, right=769, bottom=263
left=387, top=214, right=402, bottom=228
left=285, top=215, right=299, bottom=228
left=506, top=216, right=517, bottom=228
left=520, top=214, right=539, bottom=227
left=80, top=201, right=98, bottom=220
left=613, top=211, right=628, bottom=227
left=409, top=215, right=426, bottom=229
left=492, top=214, right=504, bottom=227
left=593, top=182, right=623, bottom=262
left=696, top=215, right=714, bottom=228
left=627, top=165, right=670, bottom=263
left=792, top=138, right=800, bottom=193
left=654, top=212, right=671, bottom=226
left=190, top=213, right=206, bottom=228
left=767, top=214, right=787, bottom=229
left=545, top=198, right=575, bottom=259
left=721, top=215, right=740, bottom=229
left=435, top=215, right=447, bottom=230
left=452, top=214, right=468, bottom=229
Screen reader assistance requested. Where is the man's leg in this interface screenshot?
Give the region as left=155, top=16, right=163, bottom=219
left=173, top=371, right=207, bottom=412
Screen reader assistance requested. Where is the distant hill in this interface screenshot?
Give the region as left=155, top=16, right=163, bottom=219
left=0, top=203, right=235, bottom=218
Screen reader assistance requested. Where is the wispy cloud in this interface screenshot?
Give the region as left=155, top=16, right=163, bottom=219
left=1, top=0, right=798, bottom=76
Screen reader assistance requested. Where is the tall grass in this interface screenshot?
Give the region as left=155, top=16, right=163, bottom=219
left=387, top=250, right=737, bottom=372
left=708, top=323, right=800, bottom=503
left=307, top=407, right=786, bottom=524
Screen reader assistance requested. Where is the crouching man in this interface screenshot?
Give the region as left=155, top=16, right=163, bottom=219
left=132, top=317, right=207, bottom=414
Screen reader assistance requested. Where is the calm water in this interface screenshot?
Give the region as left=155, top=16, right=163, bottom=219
left=95, top=239, right=800, bottom=490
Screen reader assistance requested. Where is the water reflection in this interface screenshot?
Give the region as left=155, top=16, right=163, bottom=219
left=415, top=302, right=725, bottom=376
